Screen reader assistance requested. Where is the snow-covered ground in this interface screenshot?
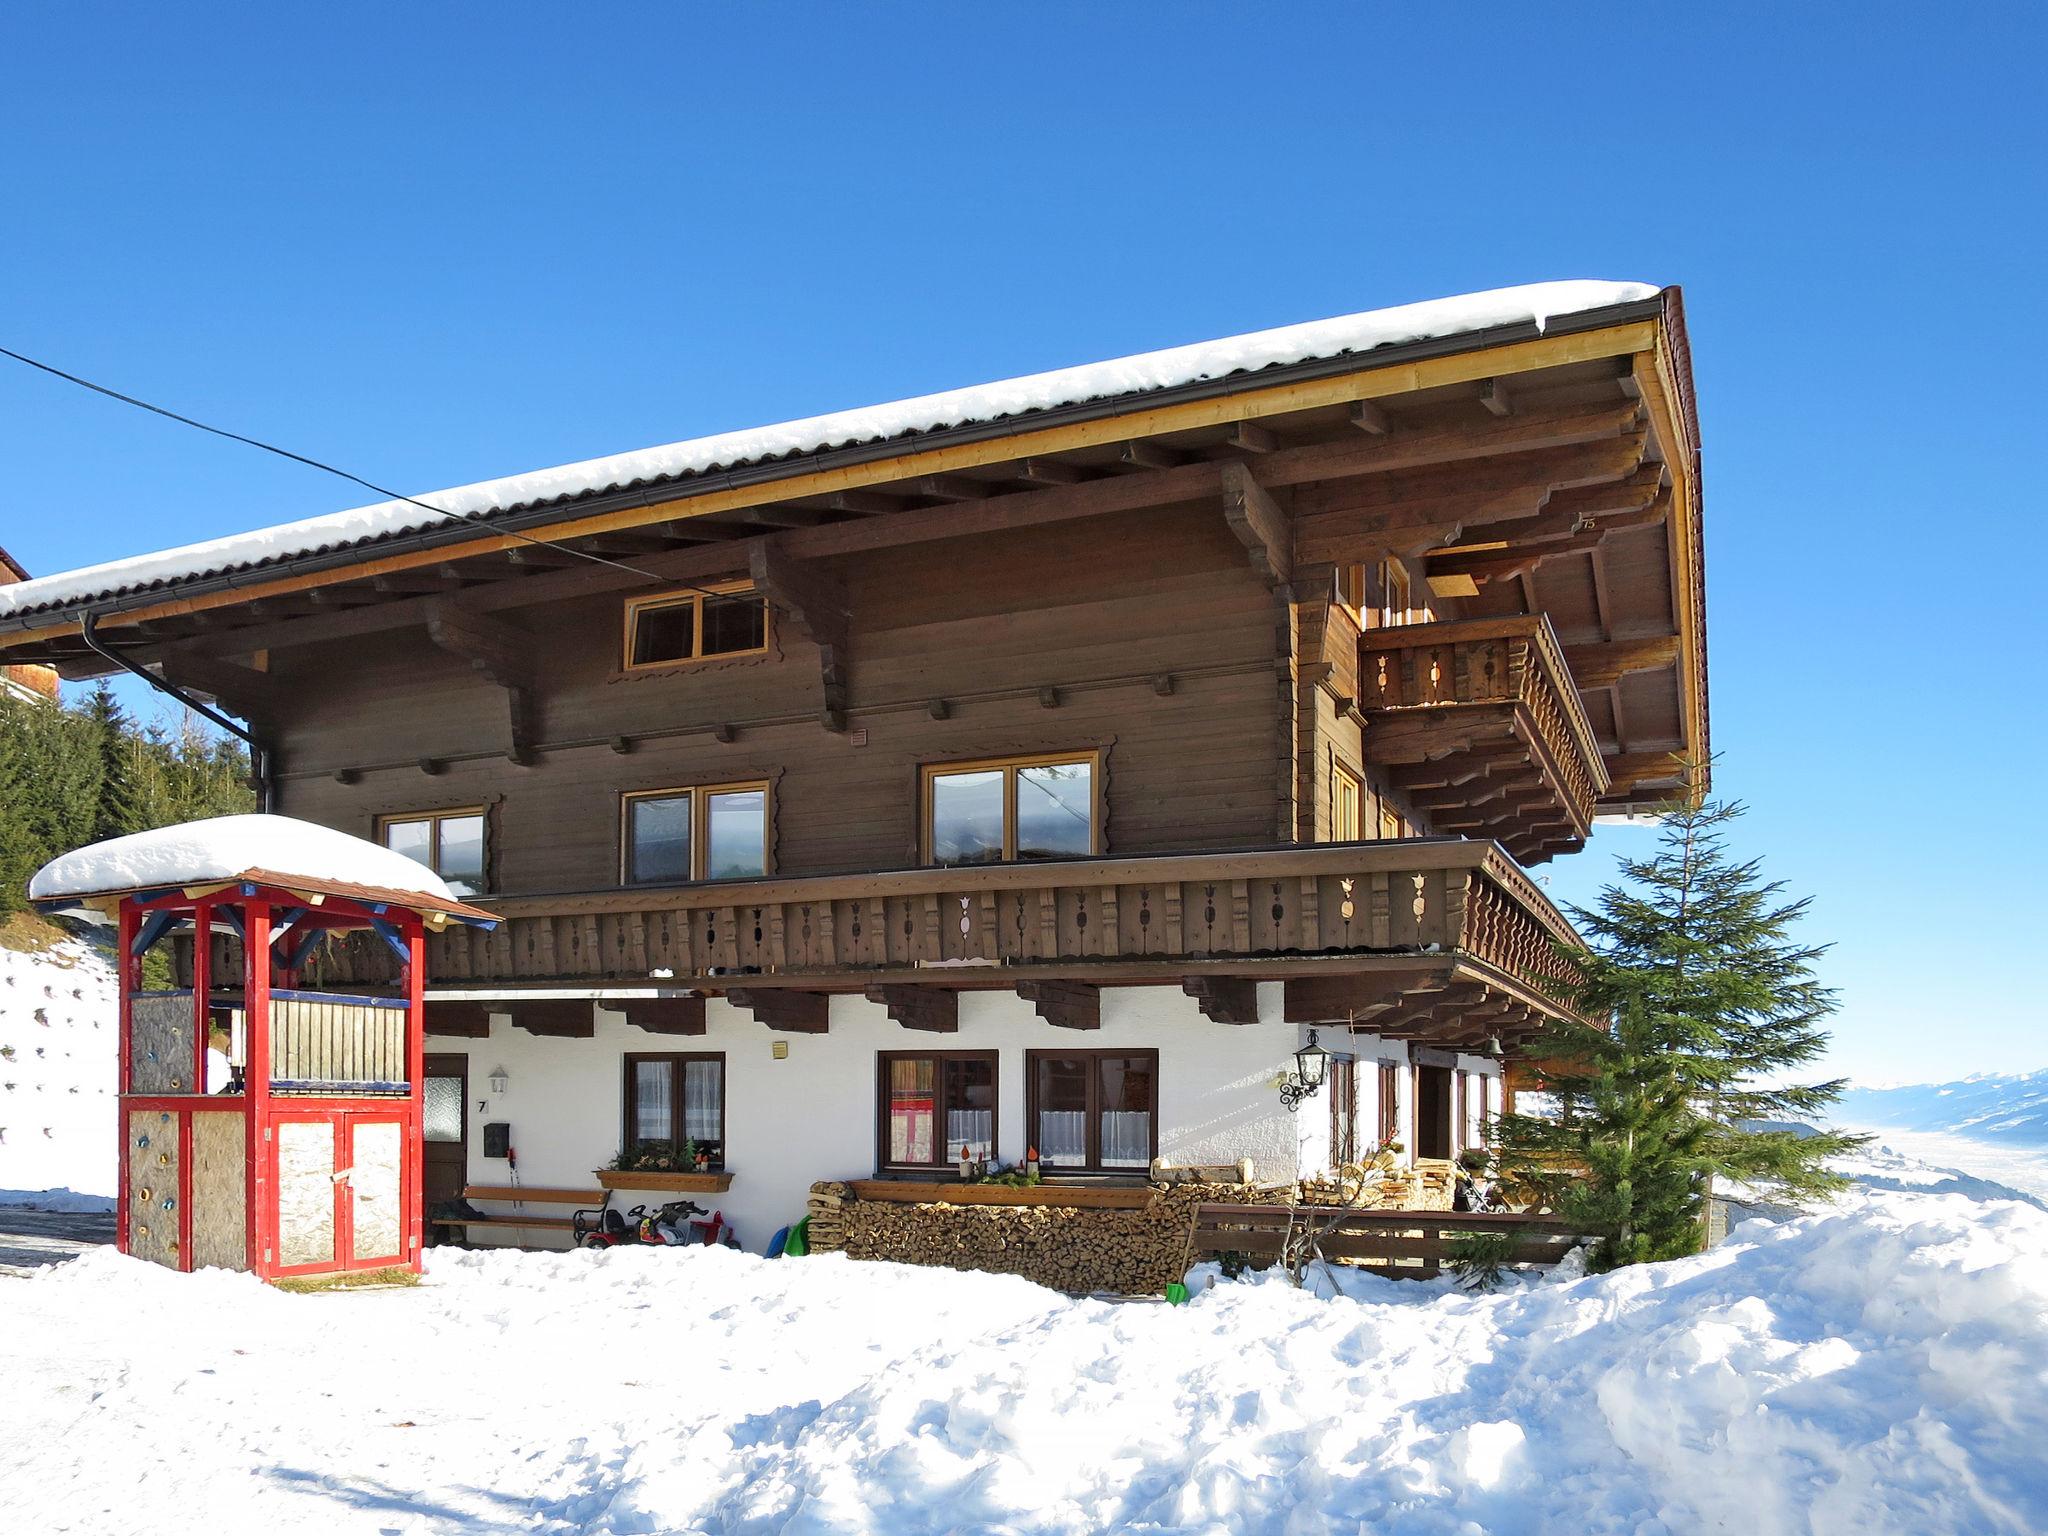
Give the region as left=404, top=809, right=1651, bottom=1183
left=0, top=925, right=117, bottom=1210
left=4, top=1157, right=2045, bottom=1535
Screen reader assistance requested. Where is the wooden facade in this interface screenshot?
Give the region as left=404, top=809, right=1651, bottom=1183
left=6, top=289, right=1708, bottom=1062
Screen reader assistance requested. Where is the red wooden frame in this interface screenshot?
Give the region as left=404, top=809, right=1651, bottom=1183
left=113, top=884, right=433, bottom=1282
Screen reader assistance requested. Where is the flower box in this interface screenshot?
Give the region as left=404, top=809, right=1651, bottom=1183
left=594, top=1170, right=734, bottom=1194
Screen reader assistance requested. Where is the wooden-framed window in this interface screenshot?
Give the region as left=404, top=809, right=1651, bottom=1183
left=878, top=1051, right=997, bottom=1171
left=377, top=808, right=486, bottom=897
left=1329, top=1053, right=1359, bottom=1167
left=1026, top=1048, right=1157, bottom=1173
left=1377, top=802, right=1406, bottom=841
left=1377, top=1061, right=1401, bottom=1146
left=622, top=580, right=769, bottom=670
left=621, top=781, right=769, bottom=884
left=1332, top=763, right=1363, bottom=841
left=622, top=1052, right=726, bottom=1168
left=1336, top=562, right=1369, bottom=622
left=922, top=751, right=1100, bottom=866
left=1379, top=557, right=1413, bottom=628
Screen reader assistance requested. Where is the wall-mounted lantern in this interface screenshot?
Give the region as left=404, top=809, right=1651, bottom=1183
left=1279, top=1029, right=1330, bottom=1112
left=488, top=1064, right=509, bottom=1096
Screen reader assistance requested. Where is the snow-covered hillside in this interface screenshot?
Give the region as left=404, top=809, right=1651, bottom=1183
left=0, top=923, right=117, bottom=1209
left=1837, top=1070, right=2048, bottom=1147
left=4, top=1152, right=2046, bottom=1535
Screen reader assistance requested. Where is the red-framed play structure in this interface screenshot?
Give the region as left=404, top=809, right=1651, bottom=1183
left=98, top=872, right=495, bottom=1281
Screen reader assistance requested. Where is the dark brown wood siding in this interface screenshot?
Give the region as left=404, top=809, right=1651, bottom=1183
left=270, top=503, right=1281, bottom=893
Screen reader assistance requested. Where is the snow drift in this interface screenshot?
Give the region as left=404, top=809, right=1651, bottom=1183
left=3, top=1177, right=2044, bottom=1534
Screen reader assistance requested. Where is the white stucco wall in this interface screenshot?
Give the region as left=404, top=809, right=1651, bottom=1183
left=448, top=982, right=1362, bottom=1250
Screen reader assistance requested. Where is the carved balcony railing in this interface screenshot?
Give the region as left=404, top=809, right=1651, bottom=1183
left=215, top=843, right=1587, bottom=1035
left=1359, top=614, right=1610, bottom=862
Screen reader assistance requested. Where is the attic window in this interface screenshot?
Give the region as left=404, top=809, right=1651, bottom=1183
left=624, top=583, right=768, bottom=669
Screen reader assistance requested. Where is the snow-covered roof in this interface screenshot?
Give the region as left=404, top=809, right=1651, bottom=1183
left=27, top=813, right=476, bottom=915
left=0, top=280, right=1660, bottom=621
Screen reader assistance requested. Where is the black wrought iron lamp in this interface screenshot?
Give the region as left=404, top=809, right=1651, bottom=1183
left=1279, top=1029, right=1330, bottom=1112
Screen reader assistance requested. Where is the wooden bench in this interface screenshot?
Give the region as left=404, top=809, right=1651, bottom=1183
left=449, top=1184, right=606, bottom=1238
left=1190, top=1203, right=1593, bottom=1279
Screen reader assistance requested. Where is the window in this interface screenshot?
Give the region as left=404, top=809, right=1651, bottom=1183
left=1336, top=562, right=1369, bottom=621
left=1027, top=1049, right=1156, bottom=1172
left=878, top=1051, right=997, bottom=1170
left=1332, top=764, right=1362, bottom=842
left=623, top=1053, right=725, bottom=1167
left=1378, top=1061, right=1401, bottom=1147
left=622, top=782, right=769, bottom=883
left=923, top=753, right=1099, bottom=866
left=1377, top=803, right=1406, bottom=841
left=377, top=809, right=486, bottom=897
left=1329, top=1054, right=1359, bottom=1168
left=1379, top=558, right=1413, bottom=628
left=623, top=582, right=768, bottom=669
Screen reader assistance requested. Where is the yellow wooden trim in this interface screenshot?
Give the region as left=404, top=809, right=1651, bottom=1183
left=16, top=322, right=1660, bottom=647
left=620, top=578, right=767, bottom=673
left=1629, top=335, right=1707, bottom=776
left=920, top=749, right=1105, bottom=864
left=620, top=779, right=772, bottom=884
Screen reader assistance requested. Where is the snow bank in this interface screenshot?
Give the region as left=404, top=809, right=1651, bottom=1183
left=5, top=1178, right=2046, bottom=1534
left=0, top=281, right=1659, bottom=617
left=0, top=931, right=116, bottom=1204
left=29, top=812, right=456, bottom=903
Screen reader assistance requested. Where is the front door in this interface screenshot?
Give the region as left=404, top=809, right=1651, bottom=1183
left=422, top=1054, right=468, bottom=1235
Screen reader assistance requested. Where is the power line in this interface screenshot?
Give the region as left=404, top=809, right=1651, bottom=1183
left=0, top=342, right=732, bottom=599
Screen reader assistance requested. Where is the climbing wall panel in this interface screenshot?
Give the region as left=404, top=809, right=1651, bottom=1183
left=277, top=1121, right=336, bottom=1269
left=350, top=1120, right=403, bottom=1262
left=126, top=1108, right=181, bottom=1269
left=129, top=993, right=196, bottom=1096
left=189, top=1110, right=247, bottom=1272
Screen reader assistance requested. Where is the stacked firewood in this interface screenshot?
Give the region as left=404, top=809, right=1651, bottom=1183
left=799, top=1180, right=1292, bottom=1294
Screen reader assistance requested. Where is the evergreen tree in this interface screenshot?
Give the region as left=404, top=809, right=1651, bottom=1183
left=1496, top=787, right=1866, bottom=1270
left=83, top=680, right=143, bottom=843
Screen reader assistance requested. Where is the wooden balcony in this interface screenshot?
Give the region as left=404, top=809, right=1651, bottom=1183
left=244, top=841, right=1584, bottom=1049
left=1359, top=615, right=1610, bottom=862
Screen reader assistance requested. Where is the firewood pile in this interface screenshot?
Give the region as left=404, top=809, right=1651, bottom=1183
left=801, top=1179, right=1294, bottom=1295
left=1298, top=1156, right=1457, bottom=1211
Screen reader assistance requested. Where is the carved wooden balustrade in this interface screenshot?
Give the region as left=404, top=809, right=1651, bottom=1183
left=1359, top=614, right=1610, bottom=863
left=221, top=842, right=1586, bottom=1041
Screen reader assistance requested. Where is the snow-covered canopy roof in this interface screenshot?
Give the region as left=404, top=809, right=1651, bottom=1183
left=0, top=280, right=1660, bottom=621
left=28, top=814, right=496, bottom=924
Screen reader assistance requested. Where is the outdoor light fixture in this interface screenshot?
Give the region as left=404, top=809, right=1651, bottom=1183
left=488, top=1065, right=509, bottom=1096
left=1280, top=1029, right=1330, bottom=1112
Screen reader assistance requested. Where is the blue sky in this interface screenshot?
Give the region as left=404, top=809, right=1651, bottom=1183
left=2, top=6, right=2041, bottom=1084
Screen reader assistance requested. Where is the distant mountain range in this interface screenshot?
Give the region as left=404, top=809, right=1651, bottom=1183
left=1835, top=1071, right=2048, bottom=1147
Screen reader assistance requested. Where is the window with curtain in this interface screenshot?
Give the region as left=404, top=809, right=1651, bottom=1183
left=878, top=1052, right=997, bottom=1170
left=1328, top=1055, right=1358, bottom=1167
left=1378, top=1061, right=1401, bottom=1147
left=623, top=1053, right=724, bottom=1167
left=1027, top=1049, right=1157, bottom=1173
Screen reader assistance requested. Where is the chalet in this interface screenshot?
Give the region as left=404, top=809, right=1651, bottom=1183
left=0, top=546, right=60, bottom=704
left=0, top=281, right=1706, bottom=1254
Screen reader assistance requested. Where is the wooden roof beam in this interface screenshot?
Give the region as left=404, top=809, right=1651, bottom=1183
left=865, top=984, right=959, bottom=1032
left=1564, top=633, right=1680, bottom=690
left=725, top=988, right=830, bottom=1033
left=1182, top=976, right=1261, bottom=1025
left=749, top=541, right=851, bottom=732
left=1219, top=463, right=1292, bottom=587
left=424, top=599, right=541, bottom=767
left=1017, top=980, right=1100, bottom=1030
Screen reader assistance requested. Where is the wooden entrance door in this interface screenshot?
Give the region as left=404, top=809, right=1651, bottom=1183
left=422, top=1054, right=468, bottom=1227
left=1415, top=1064, right=1454, bottom=1160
